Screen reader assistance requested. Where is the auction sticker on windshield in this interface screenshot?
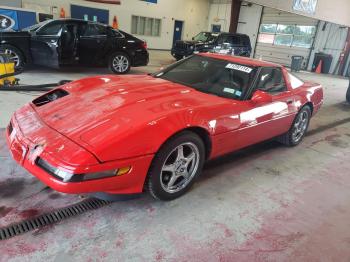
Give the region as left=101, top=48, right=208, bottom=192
left=225, top=63, right=253, bottom=73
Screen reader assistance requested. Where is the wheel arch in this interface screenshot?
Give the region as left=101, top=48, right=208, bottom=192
left=0, top=43, right=28, bottom=63
left=158, top=126, right=212, bottom=161
left=304, top=102, right=314, bottom=115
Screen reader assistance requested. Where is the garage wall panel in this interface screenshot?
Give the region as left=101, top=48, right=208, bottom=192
left=247, top=0, right=350, bottom=27
left=307, top=21, right=349, bottom=75
left=254, top=7, right=318, bottom=68
left=261, top=8, right=318, bottom=26
left=255, top=43, right=311, bottom=66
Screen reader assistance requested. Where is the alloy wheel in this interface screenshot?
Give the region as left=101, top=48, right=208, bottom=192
left=112, top=55, right=129, bottom=73
left=160, top=142, right=200, bottom=194
left=292, top=111, right=309, bottom=142
left=4, top=48, right=20, bottom=67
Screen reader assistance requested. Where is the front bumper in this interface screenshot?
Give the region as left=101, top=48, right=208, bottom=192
left=6, top=107, right=154, bottom=195
left=171, top=48, right=194, bottom=58
left=132, top=49, right=149, bottom=67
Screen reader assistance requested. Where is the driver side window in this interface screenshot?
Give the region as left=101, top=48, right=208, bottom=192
left=256, top=68, right=287, bottom=94
left=36, top=21, right=63, bottom=36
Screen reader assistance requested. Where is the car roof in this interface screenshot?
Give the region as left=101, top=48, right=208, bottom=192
left=49, top=18, right=108, bottom=26
left=201, top=31, right=248, bottom=37
left=199, top=53, right=283, bottom=68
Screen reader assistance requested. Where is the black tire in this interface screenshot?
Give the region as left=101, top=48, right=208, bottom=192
left=174, top=55, right=183, bottom=61
left=346, top=80, right=350, bottom=103
left=0, top=44, right=25, bottom=72
left=278, top=105, right=312, bottom=147
left=109, top=52, right=131, bottom=74
left=147, top=131, right=205, bottom=201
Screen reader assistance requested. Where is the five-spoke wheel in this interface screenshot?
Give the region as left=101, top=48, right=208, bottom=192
left=147, top=131, right=205, bottom=200
left=278, top=105, right=311, bottom=146
left=160, top=142, right=200, bottom=194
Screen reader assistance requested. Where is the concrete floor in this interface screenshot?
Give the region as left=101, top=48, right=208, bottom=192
left=1, top=51, right=350, bottom=261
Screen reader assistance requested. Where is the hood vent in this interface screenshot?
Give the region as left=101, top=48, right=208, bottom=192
left=33, top=89, right=69, bottom=107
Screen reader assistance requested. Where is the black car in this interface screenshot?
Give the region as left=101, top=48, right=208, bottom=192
left=0, top=19, right=149, bottom=74
left=171, top=32, right=251, bottom=60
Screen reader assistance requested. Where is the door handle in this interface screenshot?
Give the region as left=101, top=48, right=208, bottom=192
left=286, top=99, right=293, bottom=105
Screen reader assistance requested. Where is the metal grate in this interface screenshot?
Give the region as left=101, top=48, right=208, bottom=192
left=0, top=198, right=110, bottom=241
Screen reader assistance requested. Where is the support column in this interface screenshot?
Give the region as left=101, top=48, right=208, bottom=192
left=346, top=78, right=350, bottom=103
left=229, top=0, right=241, bottom=33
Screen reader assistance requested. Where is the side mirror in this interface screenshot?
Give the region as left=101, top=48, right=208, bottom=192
left=251, top=90, right=272, bottom=104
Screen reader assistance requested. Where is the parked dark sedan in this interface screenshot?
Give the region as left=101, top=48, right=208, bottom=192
left=171, top=32, right=251, bottom=60
left=0, top=19, right=149, bottom=74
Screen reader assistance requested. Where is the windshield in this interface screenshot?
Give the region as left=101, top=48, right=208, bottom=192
left=22, top=20, right=51, bottom=32
left=154, top=55, right=257, bottom=100
left=193, top=32, right=218, bottom=42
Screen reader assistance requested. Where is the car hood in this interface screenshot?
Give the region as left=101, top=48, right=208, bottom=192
left=176, top=40, right=208, bottom=46
left=32, top=75, right=231, bottom=160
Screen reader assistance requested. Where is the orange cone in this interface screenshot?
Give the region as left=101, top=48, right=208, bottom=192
left=60, top=8, right=66, bottom=18
left=315, top=60, right=323, bottom=74
left=112, top=16, right=118, bottom=29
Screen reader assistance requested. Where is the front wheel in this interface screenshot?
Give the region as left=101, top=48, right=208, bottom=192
left=147, top=131, right=205, bottom=201
left=0, top=44, right=25, bottom=72
left=278, top=105, right=311, bottom=146
left=109, top=52, right=131, bottom=74
left=174, top=55, right=184, bottom=61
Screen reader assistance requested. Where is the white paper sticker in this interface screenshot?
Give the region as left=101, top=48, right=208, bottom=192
left=223, top=88, right=235, bottom=94
left=225, top=63, right=253, bottom=73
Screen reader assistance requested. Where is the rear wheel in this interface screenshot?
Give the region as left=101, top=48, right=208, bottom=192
left=147, top=131, right=205, bottom=201
left=0, top=44, right=25, bottom=71
left=109, top=52, right=131, bottom=74
left=278, top=105, right=311, bottom=146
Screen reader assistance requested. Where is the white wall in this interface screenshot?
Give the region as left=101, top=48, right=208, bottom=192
left=0, top=0, right=22, bottom=8
left=247, top=0, right=350, bottom=27
left=21, top=0, right=210, bottom=50
left=208, top=1, right=231, bottom=32
left=208, top=1, right=262, bottom=56
left=236, top=2, right=262, bottom=56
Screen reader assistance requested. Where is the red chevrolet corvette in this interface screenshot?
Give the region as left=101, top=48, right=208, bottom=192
left=6, top=53, right=323, bottom=200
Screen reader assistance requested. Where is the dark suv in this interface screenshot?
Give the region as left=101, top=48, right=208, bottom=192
left=171, top=32, right=251, bottom=60
left=0, top=19, right=149, bottom=74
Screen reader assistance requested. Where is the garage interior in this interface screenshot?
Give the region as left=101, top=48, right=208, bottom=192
left=1, top=0, right=350, bottom=261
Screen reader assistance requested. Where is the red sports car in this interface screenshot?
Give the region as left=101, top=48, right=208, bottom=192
left=6, top=54, right=323, bottom=200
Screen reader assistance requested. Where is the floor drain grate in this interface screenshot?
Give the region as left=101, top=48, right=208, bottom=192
left=0, top=198, right=110, bottom=241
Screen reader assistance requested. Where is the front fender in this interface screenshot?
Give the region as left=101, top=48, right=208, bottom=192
left=79, top=110, right=212, bottom=162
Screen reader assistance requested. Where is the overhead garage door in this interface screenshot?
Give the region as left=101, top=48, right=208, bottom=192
left=254, top=7, right=318, bottom=69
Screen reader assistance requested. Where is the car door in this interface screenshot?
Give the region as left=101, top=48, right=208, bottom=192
left=204, top=63, right=296, bottom=155
left=236, top=67, right=297, bottom=146
left=78, top=23, right=109, bottom=65
left=59, top=23, right=79, bottom=65
left=31, top=20, right=65, bottom=68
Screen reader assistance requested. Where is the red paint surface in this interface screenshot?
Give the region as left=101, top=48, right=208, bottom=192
left=6, top=54, right=323, bottom=195
left=19, top=209, right=39, bottom=219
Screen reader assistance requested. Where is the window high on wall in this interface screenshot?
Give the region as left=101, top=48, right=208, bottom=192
left=131, top=15, right=161, bottom=36
left=258, top=24, right=316, bottom=48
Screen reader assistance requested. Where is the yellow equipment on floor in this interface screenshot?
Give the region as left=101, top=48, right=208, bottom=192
left=0, top=53, right=16, bottom=87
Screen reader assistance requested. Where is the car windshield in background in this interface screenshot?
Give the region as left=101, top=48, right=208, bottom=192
left=155, top=55, right=257, bottom=100
left=193, top=32, right=218, bottom=42
left=22, top=20, right=51, bottom=32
